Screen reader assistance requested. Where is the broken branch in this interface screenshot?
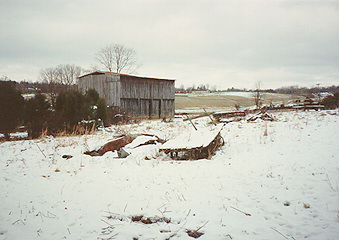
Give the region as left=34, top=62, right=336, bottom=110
left=271, top=227, right=288, bottom=239
left=230, top=206, right=251, bottom=216
left=12, top=219, right=25, bottom=225
left=193, top=220, right=209, bottom=233
left=35, top=143, right=46, bottom=158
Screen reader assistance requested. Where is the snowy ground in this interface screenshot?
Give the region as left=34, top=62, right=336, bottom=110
left=0, top=132, right=28, bottom=140
left=0, top=110, right=338, bottom=240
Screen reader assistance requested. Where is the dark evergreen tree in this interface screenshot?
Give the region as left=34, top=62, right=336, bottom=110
left=85, top=88, right=100, bottom=106
left=55, top=89, right=108, bottom=132
left=84, top=89, right=107, bottom=125
left=84, top=88, right=100, bottom=120
left=55, top=90, right=87, bottom=129
left=24, top=93, right=50, bottom=138
left=0, top=81, right=24, bottom=140
left=96, top=98, right=108, bottom=126
left=321, top=92, right=339, bottom=109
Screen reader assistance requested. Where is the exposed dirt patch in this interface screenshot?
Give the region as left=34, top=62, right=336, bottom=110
left=186, top=229, right=204, bottom=238
left=131, top=215, right=171, bottom=224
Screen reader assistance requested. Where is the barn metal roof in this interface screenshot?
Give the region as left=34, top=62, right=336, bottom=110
left=78, top=71, right=175, bottom=81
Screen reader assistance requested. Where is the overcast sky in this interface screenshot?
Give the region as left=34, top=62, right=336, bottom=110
left=1, top=0, right=338, bottom=89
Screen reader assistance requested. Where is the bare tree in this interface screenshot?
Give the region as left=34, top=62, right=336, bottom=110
left=253, top=81, right=263, bottom=109
left=39, top=67, right=59, bottom=84
left=96, top=44, right=140, bottom=73
left=39, top=64, right=83, bottom=105
left=39, top=67, right=61, bottom=106
left=56, top=64, right=83, bottom=86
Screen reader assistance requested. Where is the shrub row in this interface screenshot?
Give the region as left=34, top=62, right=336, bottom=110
left=0, top=81, right=107, bottom=139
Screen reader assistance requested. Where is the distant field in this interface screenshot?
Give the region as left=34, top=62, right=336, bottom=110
left=175, top=92, right=304, bottom=110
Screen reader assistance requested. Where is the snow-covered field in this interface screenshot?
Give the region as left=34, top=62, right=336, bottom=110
left=1, top=110, right=338, bottom=240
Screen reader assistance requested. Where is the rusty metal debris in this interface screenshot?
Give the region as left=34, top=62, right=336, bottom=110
left=84, top=134, right=164, bottom=157
left=85, top=135, right=135, bottom=156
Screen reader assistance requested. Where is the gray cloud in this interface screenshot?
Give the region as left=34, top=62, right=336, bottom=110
left=0, top=0, right=338, bottom=89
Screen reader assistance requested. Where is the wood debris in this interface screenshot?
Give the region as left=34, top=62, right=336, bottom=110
left=160, top=126, right=224, bottom=160
left=247, top=112, right=276, bottom=122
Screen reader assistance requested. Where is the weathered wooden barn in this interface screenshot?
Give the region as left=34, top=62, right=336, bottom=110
left=78, top=71, right=175, bottom=118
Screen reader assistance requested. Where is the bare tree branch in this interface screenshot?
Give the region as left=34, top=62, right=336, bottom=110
left=39, top=67, right=61, bottom=106
left=56, top=64, right=83, bottom=86
left=39, top=64, right=83, bottom=105
left=95, top=44, right=141, bottom=74
left=39, top=67, right=60, bottom=84
left=253, top=81, right=263, bottom=109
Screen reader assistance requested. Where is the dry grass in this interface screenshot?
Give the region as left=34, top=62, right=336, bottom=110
left=175, top=95, right=250, bottom=109
left=175, top=93, right=303, bottom=109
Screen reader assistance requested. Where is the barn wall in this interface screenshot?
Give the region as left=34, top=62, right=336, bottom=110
left=120, top=98, right=140, bottom=116
left=119, top=76, right=175, bottom=118
left=161, top=99, right=175, bottom=117
left=120, top=99, right=172, bottom=118
left=120, top=78, right=174, bottom=100
left=140, top=99, right=150, bottom=117
left=105, top=74, right=120, bottom=107
left=78, top=74, right=105, bottom=96
left=78, top=73, right=120, bottom=106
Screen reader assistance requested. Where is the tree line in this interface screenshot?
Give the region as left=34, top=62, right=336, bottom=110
left=175, top=84, right=339, bottom=95
left=275, top=85, right=339, bottom=95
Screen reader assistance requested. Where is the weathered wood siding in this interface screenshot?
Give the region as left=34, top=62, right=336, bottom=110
left=120, top=98, right=140, bottom=115
left=120, top=99, right=168, bottom=118
left=140, top=99, right=149, bottom=116
left=161, top=99, right=175, bottom=117
left=78, top=73, right=120, bottom=106
left=119, top=79, right=174, bottom=100
left=119, top=75, right=175, bottom=118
